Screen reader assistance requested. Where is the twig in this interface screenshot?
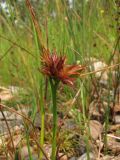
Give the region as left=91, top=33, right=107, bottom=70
left=107, top=134, right=120, bottom=141
left=97, top=134, right=102, bottom=160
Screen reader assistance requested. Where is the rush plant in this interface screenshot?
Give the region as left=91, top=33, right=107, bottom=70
left=41, top=48, right=85, bottom=160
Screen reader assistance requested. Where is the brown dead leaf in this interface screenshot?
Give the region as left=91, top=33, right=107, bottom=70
left=113, top=104, right=120, bottom=113
left=89, top=120, right=103, bottom=140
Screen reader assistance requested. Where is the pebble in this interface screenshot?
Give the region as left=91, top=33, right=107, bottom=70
left=114, top=115, right=120, bottom=124
left=77, top=152, right=95, bottom=160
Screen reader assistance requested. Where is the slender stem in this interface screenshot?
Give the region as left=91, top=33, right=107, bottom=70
left=50, top=79, right=59, bottom=160
left=40, top=103, right=45, bottom=160
left=25, top=126, right=32, bottom=160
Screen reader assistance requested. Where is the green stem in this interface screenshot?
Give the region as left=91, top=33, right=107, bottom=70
left=39, top=80, right=45, bottom=160
left=39, top=102, right=45, bottom=160
left=25, top=125, right=32, bottom=160
left=50, top=78, right=59, bottom=160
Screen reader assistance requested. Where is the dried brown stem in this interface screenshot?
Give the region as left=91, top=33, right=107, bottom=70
left=26, top=0, right=43, bottom=48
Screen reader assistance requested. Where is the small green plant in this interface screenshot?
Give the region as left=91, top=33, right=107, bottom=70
left=40, top=48, right=85, bottom=159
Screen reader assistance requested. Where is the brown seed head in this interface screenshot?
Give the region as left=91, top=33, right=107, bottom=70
left=41, top=48, right=85, bottom=86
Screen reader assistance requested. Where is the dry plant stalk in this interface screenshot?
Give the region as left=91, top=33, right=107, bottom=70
left=26, top=0, right=43, bottom=48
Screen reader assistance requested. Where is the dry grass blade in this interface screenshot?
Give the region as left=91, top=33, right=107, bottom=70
left=80, top=63, right=120, bottom=78
left=93, top=31, right=113, bottom=50
left=26, top=0, right=43, bottom=49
